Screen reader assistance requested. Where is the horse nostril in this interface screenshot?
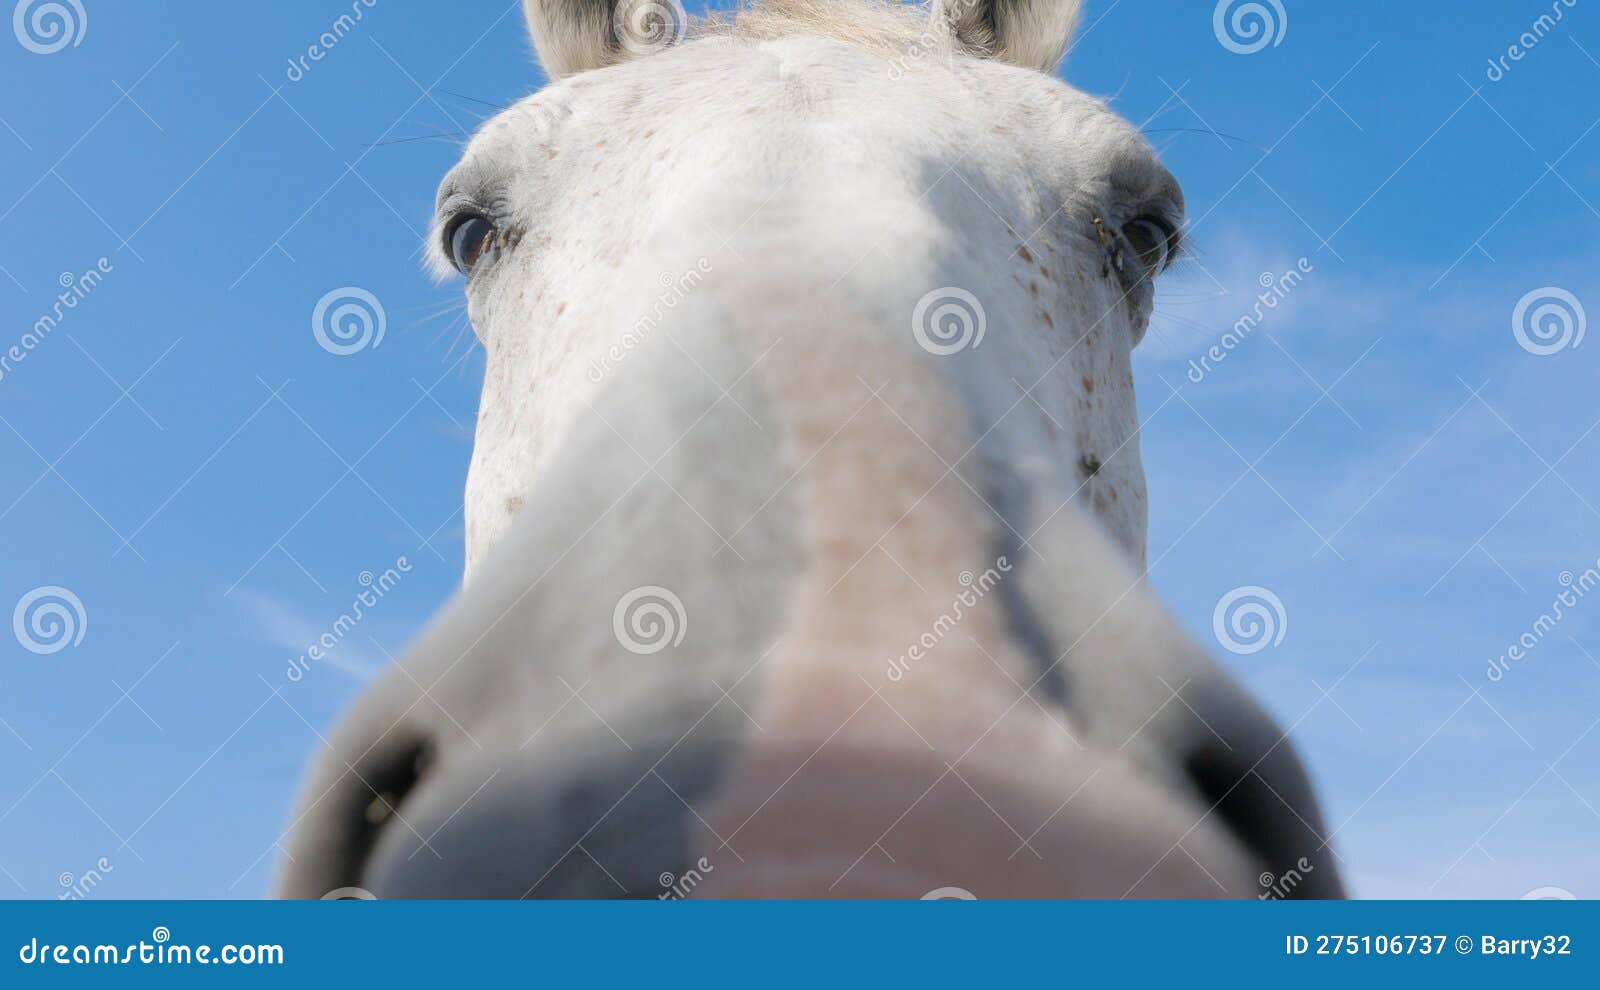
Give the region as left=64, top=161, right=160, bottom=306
left=1184, top=745, right=1272, bottom=858
left=1181, top=741, right=1341, bottom=898
left=361, top=741, right=434, bottom=831
left=285, top=733, right=436, bottom=898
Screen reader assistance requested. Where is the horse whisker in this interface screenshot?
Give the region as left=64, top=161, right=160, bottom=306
left=369, top=132, right=471, bottom=148
left=439, top=89, right=511, bottom=112
left=1142, top=127, right=1270, bottom=155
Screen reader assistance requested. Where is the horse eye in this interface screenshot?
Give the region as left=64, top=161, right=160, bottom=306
left=446, top=214, right=497, bottom=276
left=1122, top=217, right=1177, bottom=277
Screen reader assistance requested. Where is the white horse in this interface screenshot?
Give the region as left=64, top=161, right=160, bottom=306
left=279, top=0, right=1342, bottom=899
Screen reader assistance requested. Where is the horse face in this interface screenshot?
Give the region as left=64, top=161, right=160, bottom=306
left=434, top=0, right=1182, bottom=574
left=278, top=1, right=1344, bottom=900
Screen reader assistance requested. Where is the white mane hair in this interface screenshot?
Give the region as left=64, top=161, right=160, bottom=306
left=524, top=0, right=1083, bottom=78
left=701, top=0, right=945, bottom=56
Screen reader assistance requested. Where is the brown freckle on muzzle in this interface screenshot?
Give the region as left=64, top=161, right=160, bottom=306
left=1079, top=453, right=1102, bottom=478
left=505, top=495, right=525, bottom=515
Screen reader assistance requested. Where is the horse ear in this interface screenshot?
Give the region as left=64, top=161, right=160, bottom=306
left=523, top=1, right=619, bottom=77
left=933, top=0, right=1082, bottom=72
left=522, top=1, right=688, bottom=78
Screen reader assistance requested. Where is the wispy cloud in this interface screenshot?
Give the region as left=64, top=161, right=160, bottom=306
left=233, top=589, right=386, bottom=684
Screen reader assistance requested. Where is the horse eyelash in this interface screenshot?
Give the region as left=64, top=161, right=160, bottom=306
left=1164, top=218, right=1189, bottom=267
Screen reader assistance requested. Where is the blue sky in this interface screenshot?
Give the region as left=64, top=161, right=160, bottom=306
left=0, top=0, right=1596, bottom=900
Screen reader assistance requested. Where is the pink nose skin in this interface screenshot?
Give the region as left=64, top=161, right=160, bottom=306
left=688, top=741, right=1261, bottom=900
